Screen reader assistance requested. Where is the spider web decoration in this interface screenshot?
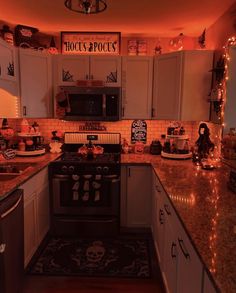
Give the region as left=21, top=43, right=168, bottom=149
left=62, top=69, right=74, bottom=82
left=106, top=71, right=117, bottom=83
left=7, top=62, right=14, bottom=76
left=198, top=29, right=206, bottom=48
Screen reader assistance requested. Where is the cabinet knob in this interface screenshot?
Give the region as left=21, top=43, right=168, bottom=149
left=0, top=243, right=6, bottom=254
left=171, top=242, right=177, bottom=258
left=178, top=238, right=190, bottom=259
left=164, top=204, right=171, bottom=215
left=159, top=209, right=164, bottom=224
left=23, top=106, right=27, bottom=116
left=151, top=108, right=155, bottom=117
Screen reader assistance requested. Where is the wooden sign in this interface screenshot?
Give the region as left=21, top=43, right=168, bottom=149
left=131, top=120, right=147, bottom=143
left=61, top=32, right=121, bottom=55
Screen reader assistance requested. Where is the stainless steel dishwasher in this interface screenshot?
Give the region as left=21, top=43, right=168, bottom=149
left=0, top=189, right=24, bottom=293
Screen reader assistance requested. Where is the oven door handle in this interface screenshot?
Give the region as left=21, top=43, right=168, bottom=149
left=53, top=175, right=71, bottom=180
left=103, top=176, right=120, bottom=183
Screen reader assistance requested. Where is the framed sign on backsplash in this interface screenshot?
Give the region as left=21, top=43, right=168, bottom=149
left=131, top=120, right=147, bottom=144
left=61, top=31, right=121, bottom=55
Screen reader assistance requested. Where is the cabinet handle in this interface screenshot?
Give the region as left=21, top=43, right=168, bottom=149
left=151, top=108, right=155, bottom=117
left=164, top=204, right=171, bottom=215
left=159, top=209, right=164, bottom=224
left=0, top=243, right=6, bottom=254
left=128, top=167, right=131, bottom=177
left=1, top=195, right=22, bottom=219
left=171, top=242, right=177, bottom=258
left=122, top=107, right=125, bottom=117
left=155, top=185, right=161, bottom=193
left=86, top=74, right=89, bottom=80
left=178, top=238, right=190, bottom=259
left=23, top=106, right=27, bottom=116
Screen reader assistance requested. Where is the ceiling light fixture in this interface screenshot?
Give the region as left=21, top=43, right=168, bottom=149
left=64, top=0, right=107, bottom=14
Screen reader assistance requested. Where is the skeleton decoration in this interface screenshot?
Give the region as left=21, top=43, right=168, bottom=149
left=86, top=241, right=106, bottom=267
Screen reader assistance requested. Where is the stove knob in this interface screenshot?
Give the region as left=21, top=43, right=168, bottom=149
left=61, top=165, right=68, bottom=173
left=68, top=166, right=75, bottom=173
left=96, top=166, right=102, bottom=173
left=103, top=166, right=109, bottom=174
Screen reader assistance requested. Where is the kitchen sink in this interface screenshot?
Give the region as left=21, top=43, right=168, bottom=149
left=0, top=162, right=35, bottom=175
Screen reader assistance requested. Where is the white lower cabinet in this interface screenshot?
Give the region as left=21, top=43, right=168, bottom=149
left=21, top=167, right=50, bottom=267
left=121, top=165, right=151, bottom=228
left=152, top=170, right=203, bottom=293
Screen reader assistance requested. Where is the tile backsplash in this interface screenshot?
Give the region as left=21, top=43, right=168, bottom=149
left=6, top=119, right=222, bottom=151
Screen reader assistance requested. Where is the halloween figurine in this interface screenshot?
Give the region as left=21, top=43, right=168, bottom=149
left=195, top=123, right=214, bottom=160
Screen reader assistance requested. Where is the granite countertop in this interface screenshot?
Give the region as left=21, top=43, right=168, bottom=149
left=0, top=153, right=62, bottom=201
left=1, top=152, right=235, bottom=292
left=122, top=153, right=236, bottom=293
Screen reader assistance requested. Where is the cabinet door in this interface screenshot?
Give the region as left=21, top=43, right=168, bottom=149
left=0, top=38, right=17, bottom=81
left=19, top=49, right=52, bottom=117
left=126, top=166, right=151, bottom=227
left=163, top=219, right=178, bottom=293
left=23, top=191, right=38, bottom=267
left=152, top=52, right=182, bottom=120
left=90, top=56, right=121, bottom=86
left=55, top=55, right=89, bottom=85
left=181, top=51, right=212, bottom=121
left=175, top=218, right=203, bottom=293
left=152, top=172, right=166, bottom=264
left=37, top=182, right=50, bottom=245
left=122, top=56, right=153, bottom=119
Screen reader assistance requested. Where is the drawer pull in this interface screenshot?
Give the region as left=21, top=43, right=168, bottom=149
left=155, top=185, right=161, bottom=193
left=178, top=238, right=190, bottom=259
left=164, top=204, right=171, bottom=215
left=171, top=242, right=177, bottom=258
left=159, top=209, right=164, bottom=224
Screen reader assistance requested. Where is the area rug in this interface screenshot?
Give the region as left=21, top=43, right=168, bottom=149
left=29, top=237, right=152, bottom=278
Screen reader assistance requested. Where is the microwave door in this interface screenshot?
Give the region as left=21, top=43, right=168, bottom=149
left=66, top=94, right=103, bottom=119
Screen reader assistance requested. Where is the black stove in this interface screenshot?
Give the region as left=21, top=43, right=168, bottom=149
left=49, top=132, right=121, bottom=237
left=50, top=132, right=121, bottom=175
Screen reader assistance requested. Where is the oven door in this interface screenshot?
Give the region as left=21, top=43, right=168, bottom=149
left=51, top=174, right=120, bottom=216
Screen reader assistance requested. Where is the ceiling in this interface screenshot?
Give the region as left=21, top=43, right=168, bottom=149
left=0, top=0, right=235, bottom=37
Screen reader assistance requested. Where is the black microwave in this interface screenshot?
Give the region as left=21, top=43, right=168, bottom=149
left=57, top=86, right=121, bottom=121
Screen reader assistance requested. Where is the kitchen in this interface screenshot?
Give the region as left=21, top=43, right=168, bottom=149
left=0, top=0, right=236, bottom=292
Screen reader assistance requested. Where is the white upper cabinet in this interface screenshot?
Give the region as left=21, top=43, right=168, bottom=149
left=0, top=39, right=20, bottom=117
left=122, top=56, right=153, bottom=119
left=19, top=48, right=53, bottom=118
left=152, top=50, right=213, bottom=121
left=54, top=55, right=121, bottom=87
left=0, top=38, right=17, bottom=82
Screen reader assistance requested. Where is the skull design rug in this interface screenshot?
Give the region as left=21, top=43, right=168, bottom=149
left=29, top=237, right=151, bottom=278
